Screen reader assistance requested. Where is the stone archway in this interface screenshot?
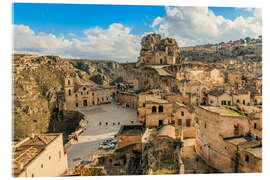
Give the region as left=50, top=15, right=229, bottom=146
left=83, top=100, right=88, bottom=107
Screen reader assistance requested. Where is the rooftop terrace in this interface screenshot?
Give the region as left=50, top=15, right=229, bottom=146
left=200, top=106, right=244, bottom=117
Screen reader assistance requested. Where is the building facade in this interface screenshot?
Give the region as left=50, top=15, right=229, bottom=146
left=13, top=133, right=68, bottom=177
left=64, top=77, right=116, bottom=110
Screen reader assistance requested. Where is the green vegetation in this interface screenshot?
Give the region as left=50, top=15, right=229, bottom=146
left=152, top=168, right=179, bottom=175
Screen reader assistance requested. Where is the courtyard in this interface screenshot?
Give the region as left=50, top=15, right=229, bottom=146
left=66, top=104, right=140, bottom=170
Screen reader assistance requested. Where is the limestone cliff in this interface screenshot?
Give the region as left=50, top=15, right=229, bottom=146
left=12, top=54, right=121, bottom=141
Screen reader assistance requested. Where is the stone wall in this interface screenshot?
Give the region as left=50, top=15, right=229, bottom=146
left=195, top=106, right=249, bottom=172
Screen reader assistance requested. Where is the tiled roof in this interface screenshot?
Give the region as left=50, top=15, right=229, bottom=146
left=13, top=134, right=59, bottom=176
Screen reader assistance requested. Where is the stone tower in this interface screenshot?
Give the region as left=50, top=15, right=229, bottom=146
left=64, top=76, right=75, bottom=110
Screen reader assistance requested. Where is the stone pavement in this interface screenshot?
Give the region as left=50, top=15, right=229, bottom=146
left=66, top=104, right=140, bottom=170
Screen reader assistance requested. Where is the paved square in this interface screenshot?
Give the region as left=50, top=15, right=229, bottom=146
left=66, top=104, right=140, bottom=170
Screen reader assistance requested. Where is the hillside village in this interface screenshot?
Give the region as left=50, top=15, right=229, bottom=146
left=12, top=33, right=262, bottom=177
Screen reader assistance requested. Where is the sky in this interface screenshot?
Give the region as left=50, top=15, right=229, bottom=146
left=12, top=3, right=262, bottom=62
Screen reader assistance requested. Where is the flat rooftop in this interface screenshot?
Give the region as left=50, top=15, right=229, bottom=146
left=246, top=147, right=262, bottom=159
left=117, top=125, right=144, bottom=136
left=224, top=137, right=247, bottom=145
left=145, top=95, right=169, bottom=104
left=200, top=106, right=244, bottom=117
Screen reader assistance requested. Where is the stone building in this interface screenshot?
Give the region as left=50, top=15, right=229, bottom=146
left=226, top=72, right=242, bottom=87
left=194, top=106, right=261, bottom=173
left=138, top=94, right=173, bottom=127
left=208, top=90, right=232, bottom=106
left=114, top=91, right=138, bottom=109
left=238, top=147, right=262, bottom=173
left=232, top=90, right=251, bottom=106
left=64, top=77, right=116, bottom=110
left=13, top=133, right=68, bottom=177
left=136, top=34, right=184, bottom=67
left=173, top=102, right=196, bottom=139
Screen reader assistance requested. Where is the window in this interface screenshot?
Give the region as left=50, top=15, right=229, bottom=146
left=75, top=94, right=78, bottom=97
left=92, top=93, right=94, bottom=96
left=210, top=100, right=213, bottom=104
left=243, top=100, right=246, bottom=105
left=186, top=119, right=191, bottom=127
left=221, top=100, right=226, bottom=105
left=152, top=106, right=157, bottom=113
left=245, top=155, right=249, bottom=162
left=49, top=156, right=51, bottom=160
left=143, top=103, right=145, bottom=107
left=181, top=111, right=184, bottom=116
left=178, top=119, right=182, bottom=126
left=158, top=105, right=163, bottom=113
left=228, top=101, right=231, bottom=105
left=254, top=122, right=257, bottom=129
left=68, top=80, right=70, bottom=85
left=75, top=103, right=78, bottom=108
left=68, top=89, right=71, bottom=96
left=205, top=122, right=207, bottom=129
left=41, top=164, right=43, bottom=168
left=87, top=91, right=89, bottom=95
left=83, top=87, right=86, bottom=91
left=237, top=99, right=240, bottom=103
left=32, top=174, right=34, bottom=177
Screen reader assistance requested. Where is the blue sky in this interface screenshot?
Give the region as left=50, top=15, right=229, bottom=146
left=12, top=3, right=262, bottom=61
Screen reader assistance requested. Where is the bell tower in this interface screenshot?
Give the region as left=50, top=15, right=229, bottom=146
left=64, top=75, right=75, bottom=110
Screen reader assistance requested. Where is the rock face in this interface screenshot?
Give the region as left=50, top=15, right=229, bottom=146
left=136, top=34, right=186, bottom=66
left=12, top=54, right=121, bottom=141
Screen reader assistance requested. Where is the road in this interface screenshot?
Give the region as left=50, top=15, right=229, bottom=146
left=66, top=104, right=140, bottom=170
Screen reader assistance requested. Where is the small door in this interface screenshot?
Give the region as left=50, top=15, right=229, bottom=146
left=83, top=100, right=88, bottom=107
left=159, top=120, right=163, bottom=126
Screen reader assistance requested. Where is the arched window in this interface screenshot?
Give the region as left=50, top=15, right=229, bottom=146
left=68, top=80, right=70, bottom=85
left=68, top=89, right=71, bottom=96
left=158, top=105, right=163, bottom=112
left=152, top=106, right=157, bottom=113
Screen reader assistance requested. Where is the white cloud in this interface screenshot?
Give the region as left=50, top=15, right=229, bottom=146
left=13, top=23, right=141, bottom=61
left=235, top=7, right=254, bottom=12
left=152, top=6, right=262, bottom=46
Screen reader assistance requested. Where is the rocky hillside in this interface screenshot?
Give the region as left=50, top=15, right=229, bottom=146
left=12, top=54, right=121, bottom=141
